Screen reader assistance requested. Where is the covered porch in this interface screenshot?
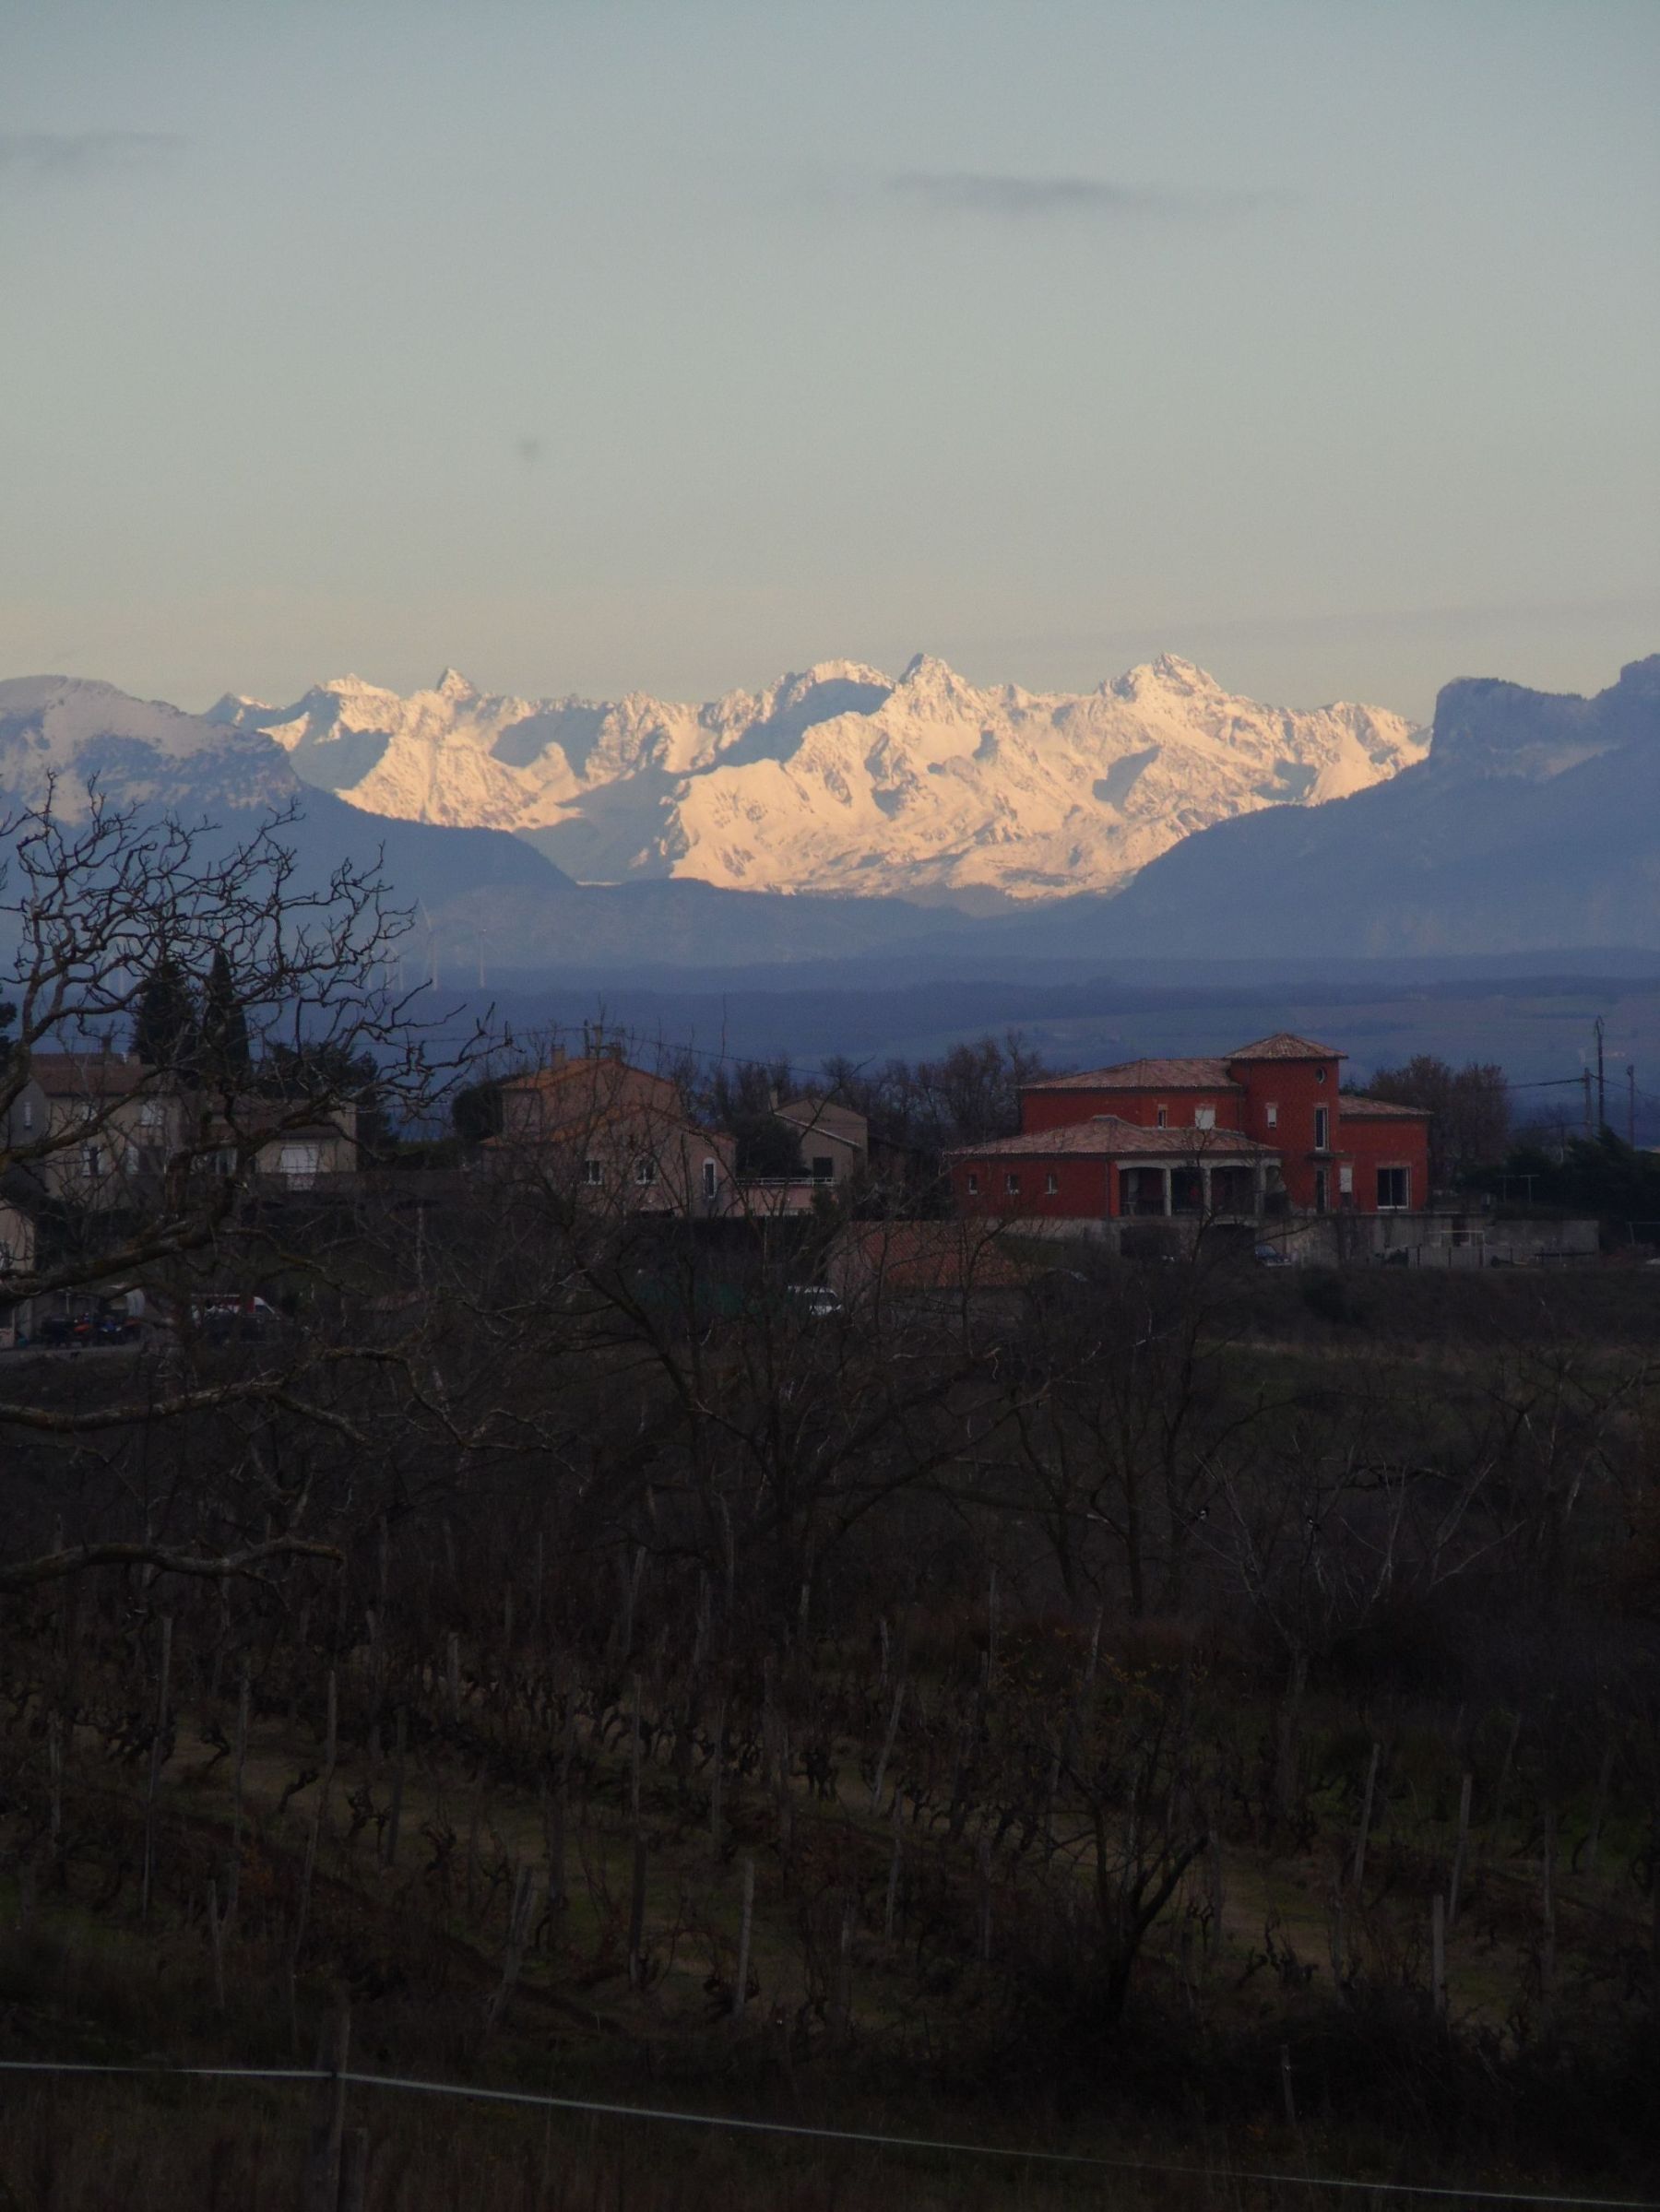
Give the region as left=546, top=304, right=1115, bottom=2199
left=1119, top=1157, right=1266, bottom=1220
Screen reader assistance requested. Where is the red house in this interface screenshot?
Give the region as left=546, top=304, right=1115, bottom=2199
left=947, top=1034, right=1429, bottom=1227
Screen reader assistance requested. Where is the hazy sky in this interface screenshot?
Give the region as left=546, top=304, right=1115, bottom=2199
left=2, top=0, right=1656, bottom=722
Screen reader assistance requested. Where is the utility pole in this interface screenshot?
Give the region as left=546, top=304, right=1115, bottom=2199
left=1595, top=1017, right=1607, bottom=1132
left=1630, top=1064, right=1638, bottom=1149
left=1583, top=1069, right=1594, bottom=1138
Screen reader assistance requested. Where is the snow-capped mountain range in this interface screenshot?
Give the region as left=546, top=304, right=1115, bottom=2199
left=208, top=655, right=1425, bottom=904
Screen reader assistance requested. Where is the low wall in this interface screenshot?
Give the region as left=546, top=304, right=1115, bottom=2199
left=1002, top=1212, right=1600, bottom=1267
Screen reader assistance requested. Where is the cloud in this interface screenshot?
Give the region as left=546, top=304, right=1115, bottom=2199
left=887, top=171, right=1273, bottom=221
left=0, top=130, right=184, bottom=186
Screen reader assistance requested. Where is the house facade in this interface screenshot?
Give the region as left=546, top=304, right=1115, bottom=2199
left=734, top=1094, right=873, bottom=1217
left=493, top=1048, right=738, bottom=1216
left=3, top=1050, right=360, bottom=1200
left=948, top=1033, right=1431, bottom=1228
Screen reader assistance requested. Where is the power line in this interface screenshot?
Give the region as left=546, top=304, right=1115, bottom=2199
left=0, top=2059, right=1653, bottom=2208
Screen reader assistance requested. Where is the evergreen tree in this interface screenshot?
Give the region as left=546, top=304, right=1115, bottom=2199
left=199, top=947, right=252, bottom=1083
left=451, top=1076, right=504, bottom=1145
left=129, top=955, right=201, bottom=1074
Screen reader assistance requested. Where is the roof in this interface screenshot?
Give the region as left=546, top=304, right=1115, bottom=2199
left=1226, top=1033, right=1346, bottom=1063
left=18, top=1050, right=147, bottom=1097
left=774, top=1095, right=868, bottom=1146
left=1341, top=1095, right=1433, bottom=1119
left=1024, top=1057, right=1240, bottom=1093
left=500, top=1054, right=679, bottom=1099
left=948, top=1115, right=1278, bottom=1161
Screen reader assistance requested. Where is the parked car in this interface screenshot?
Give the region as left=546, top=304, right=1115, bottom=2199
left=192, top=1294, right=281, bottom=1343
left=37, top=1304, right=140, bottom=1347
left=785, top=1283, right=844, bottom=1319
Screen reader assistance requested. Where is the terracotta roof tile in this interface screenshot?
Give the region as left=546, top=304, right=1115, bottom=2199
left=21, top=1051, right=147, bottom=1097
left=1342, top=1096, right=1433, bottom=1118
left=948, top=1116, right=1278, bottom=1160
left=1226, top=1032, right=1346, bottom=1062
left=1024, top=1057, right=1240, bottom=1093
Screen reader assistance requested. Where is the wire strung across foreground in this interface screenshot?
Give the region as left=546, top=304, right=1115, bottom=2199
left=0, top=2057, right=1654, bottom=2210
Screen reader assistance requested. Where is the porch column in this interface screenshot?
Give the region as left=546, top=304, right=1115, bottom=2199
left=1200, top=1165, right=1212, bottom=1216
left=1253, top=1159, right=1266, bottom=1215
left=1161, top=1166, right=1173, bottom=1216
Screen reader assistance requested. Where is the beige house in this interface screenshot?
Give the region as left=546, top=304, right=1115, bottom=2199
left=727, top=1094, right=873, bottom=1218
left=3, top=1049, right=183, bottom=1205
left=0, top=1193, right=34, bottom=1347
left=771, top=1096, right=869, bottom=1188
left=493, top=1048, right=737, bottom=1216
left=1, top=1048, right=358, bottom=1201
left=243, top=1106, right=359, bottom=1188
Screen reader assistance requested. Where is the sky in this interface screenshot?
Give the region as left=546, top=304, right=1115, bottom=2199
left=1, top=0, right=1656, bottom=725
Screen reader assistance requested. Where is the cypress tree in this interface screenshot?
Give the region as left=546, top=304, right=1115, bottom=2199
left=200, top=947, right=252, bottom=1083
left=130, top=956, right=201, bottom=1074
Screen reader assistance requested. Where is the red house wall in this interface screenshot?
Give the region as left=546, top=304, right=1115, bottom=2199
left=1020, top=1087, right=1242, bottom=1135
left=1341, top=1115, right=1430, bottom=1213
left=950, top=1154, right=1112, bottom=1219
left=1229, top=1059, right=1340, bottom=1208
left=990, top=1054, right=1429, bottom=1223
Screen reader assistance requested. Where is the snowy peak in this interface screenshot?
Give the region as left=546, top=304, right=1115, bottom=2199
left=219, top=654, right=1425, bottom=902
left=0, top=674, right=299, bottom=817
left=898, top=651, right=975, bottom=697
left=1109, top=654, right=1225, bottom=703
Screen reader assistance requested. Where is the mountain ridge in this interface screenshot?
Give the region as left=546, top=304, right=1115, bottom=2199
left=208, top=655, right=1424, bottom=904
left=1095, top=656, right=1660, bottom=955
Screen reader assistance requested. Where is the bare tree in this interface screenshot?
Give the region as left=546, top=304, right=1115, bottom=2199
left=0, top=782, right=481, bottom=1584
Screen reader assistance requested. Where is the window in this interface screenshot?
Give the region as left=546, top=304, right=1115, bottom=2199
left=1313, top=1106, right=1330, bottom=1151
left=584, top=1157, right=603, bottom=1187
left=20, top=1098, right=33, bottom=1131
left=1125, top=1167, right=1166, bottom=1216
left=1045, top=1171, right=1059, bottom=1194
left=139, top=1099, right=165, bottom=1130
left=701, top=1158, right=717, bottom=1201
left=810, top=1154, right=834, bottom=1184
left=634, top=1156, right=657, bottom=1186
left=1313, top=1167, right=1328, bottom=1213
left=1156, top=1106, right=1168, bottom=1129
left=1005, top=1172, right=1021, bottom=1195
left=966, top=1172, right=979, bottom=1195
left=1265, top=1102, right=1278, bottom=1130
left=1210, top=1165, right=1254, bottom=1214
left=1194, top=1106, right=1215, bottom=1130
left=1377, top=1165, right=1409, bottom=1210
left=82, top=1142, right=104, bottom=1177
left=1338, top=1164, right=1354, bottom=1196
left=1315, top=1066, right=1327, bottom=1083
